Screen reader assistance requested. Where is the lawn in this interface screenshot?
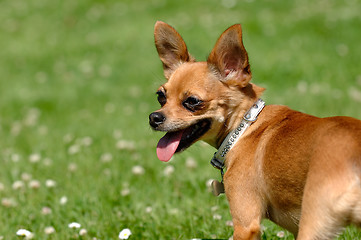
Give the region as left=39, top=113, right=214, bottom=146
left=0, top=0, right=360, bottom=239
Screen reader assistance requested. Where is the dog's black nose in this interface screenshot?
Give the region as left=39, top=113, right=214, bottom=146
left=149, top=112, right=166, bottom=128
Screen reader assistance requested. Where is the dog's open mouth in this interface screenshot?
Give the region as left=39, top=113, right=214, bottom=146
left=156, top=119, right=211, bottom=162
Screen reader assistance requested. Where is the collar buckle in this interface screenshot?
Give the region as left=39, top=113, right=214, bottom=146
left=210, top=153, right=224, bottom=170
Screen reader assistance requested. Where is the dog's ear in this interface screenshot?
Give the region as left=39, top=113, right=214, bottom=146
left=154, top=21, right=194, bottom=79
left=208, top=24, right=251, bottom=88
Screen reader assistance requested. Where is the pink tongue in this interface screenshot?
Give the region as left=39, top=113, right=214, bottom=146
left=156, top=130, right=184, bottom=162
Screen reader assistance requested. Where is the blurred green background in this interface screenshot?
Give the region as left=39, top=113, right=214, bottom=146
left=0, top=0, right=360, bottom=239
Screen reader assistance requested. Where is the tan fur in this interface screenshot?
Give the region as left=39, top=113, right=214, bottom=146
left=150, top=21, right=361, bottom=239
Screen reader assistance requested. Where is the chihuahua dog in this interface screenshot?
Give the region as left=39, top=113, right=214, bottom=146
left=149, top=21, right=361, bottom=240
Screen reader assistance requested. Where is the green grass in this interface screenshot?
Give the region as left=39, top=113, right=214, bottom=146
left=0, top=0, right=361, bottom=239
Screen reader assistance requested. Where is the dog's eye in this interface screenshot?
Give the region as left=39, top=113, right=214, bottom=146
left=183, top=96, right=203, bottom=112
left=156, top=91, right=166, bottom=106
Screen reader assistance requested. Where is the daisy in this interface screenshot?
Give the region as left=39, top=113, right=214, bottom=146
left=163, top=165, right=175, bottom=176
left=41, top=206, right=52, bottom=215
left=45, top=179, right=56, bottom=188
left=68, top=162, right=77, bottom=172
left=12, top=180, right=24, bottom=190
left=132, top=165, right=145, bottom=175
left=121, top=188, right=130, bottom=197
left=11, top=153, right=21, bottom=162
left=100, top=153, right=113, bottom=163
left=68, top=144, right=80, bottom=155
left=213, top=214, right=222, bottom=220
left=68, top=222, right=81, bottom=229
left=185, top=157, right=197, bottom=169
left=118, top=228, right=132, bottom=239
left=21, top=173, right=32, bottom=181
left=225, top=220, right=233, bottom=227
left=145, top=206, right=153, bottom=213
left=43, top=157, right=53, bottom=166
left=44, top=226, right=55, bottom=235
left=60, top=196, right=68, bottom=205
left=16, top=229, right=33, bottom=239
left=1, top=198, right=16, bottom=207
left=277, top=231, right=285, bottom=238
left=81, top=136, right=93, bottom=146
left=79, top=228, right=87, bottom=236
left=116, top=140, right=135, bottom=150
left=28, top=180, right=41, bottom=189
left=29, top=153, right=41, bottom=163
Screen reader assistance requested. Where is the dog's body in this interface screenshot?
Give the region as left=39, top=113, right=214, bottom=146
left=149, top=21, right=361, bottom=239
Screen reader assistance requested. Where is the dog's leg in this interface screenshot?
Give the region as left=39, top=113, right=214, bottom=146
left=224, top=173, right=263, bottom=240
left=297, top=163, right=361, bottom=240
left=227, top=192, right=262, bottom=240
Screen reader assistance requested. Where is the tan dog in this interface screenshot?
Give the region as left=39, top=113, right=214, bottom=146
left=149, top=21, right=361, bottom=240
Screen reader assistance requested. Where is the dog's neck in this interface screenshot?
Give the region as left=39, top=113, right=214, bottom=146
left=216, top=83, right=265, bottom=148
left=211, top=98, right=266, bottom=170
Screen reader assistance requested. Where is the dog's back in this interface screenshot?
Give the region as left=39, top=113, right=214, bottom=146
left=251, top=105, right=361, bottom=238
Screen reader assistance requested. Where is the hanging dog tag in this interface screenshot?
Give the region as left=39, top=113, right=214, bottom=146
left=211, top=180, right=225, bottom=196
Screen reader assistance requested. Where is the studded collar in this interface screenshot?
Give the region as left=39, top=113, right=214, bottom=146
left=210, top=98, right=265, bottom=170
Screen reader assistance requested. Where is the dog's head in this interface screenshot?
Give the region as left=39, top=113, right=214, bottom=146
left=149, top=21, right=264, bottom=162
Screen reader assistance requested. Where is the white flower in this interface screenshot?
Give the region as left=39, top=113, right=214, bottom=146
left=41, top=207, right=52, bottom=215
left=60, top=196, right=68, bottom=205
left=277, top=231, right=285, bottom=238
left=29, top=153, right=41, bottom=163
left=68, top=162, right=77, bottom=172
left=21, top=173, right=32, bottom=181
left=211, top=206, right=219, bottom=212
left=44, top=226, right=55, bottom=235
left=225, top=220, right=233, bottom=227
left=118, top=228, right=132, bottom=239
left=163, top=165, right=175, bottom=176
left=81, top=136, right=93, bottom=146
left=45, top=179, right=56, bottom=188
left=116, top=140, right=135, bottom=150
left=213, top=214, right=222, bottom=220
left=68, top=222, right=81, bottom=229
left=11, top=153, right=21, bottom=162
left=28, top=180, right=40, bottom=189
left=16, top=229, right=33, bottom=239
left=185, top=157, right=197, bottom=169
left=145, top=206, right=153, bottom=213
left=100, top=153, right=113, bottom=163
left=113, top=129, right=122, bottom=139
left=132, top=165, right=145, bottom=175
left=79, top=228, right=87, bottom=236
left=1, top=198, right=16, bottom=207
left=169, top=208, right=179, bottom=215
left=68, top=144, right=80, bottom=155
left=12, top=180, right=24, bottom=190
left=121, top=188, right=130, bottom=197
left=63, top=133, right=74, bottom=143
left=43, top=157, right=52, bottom=166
